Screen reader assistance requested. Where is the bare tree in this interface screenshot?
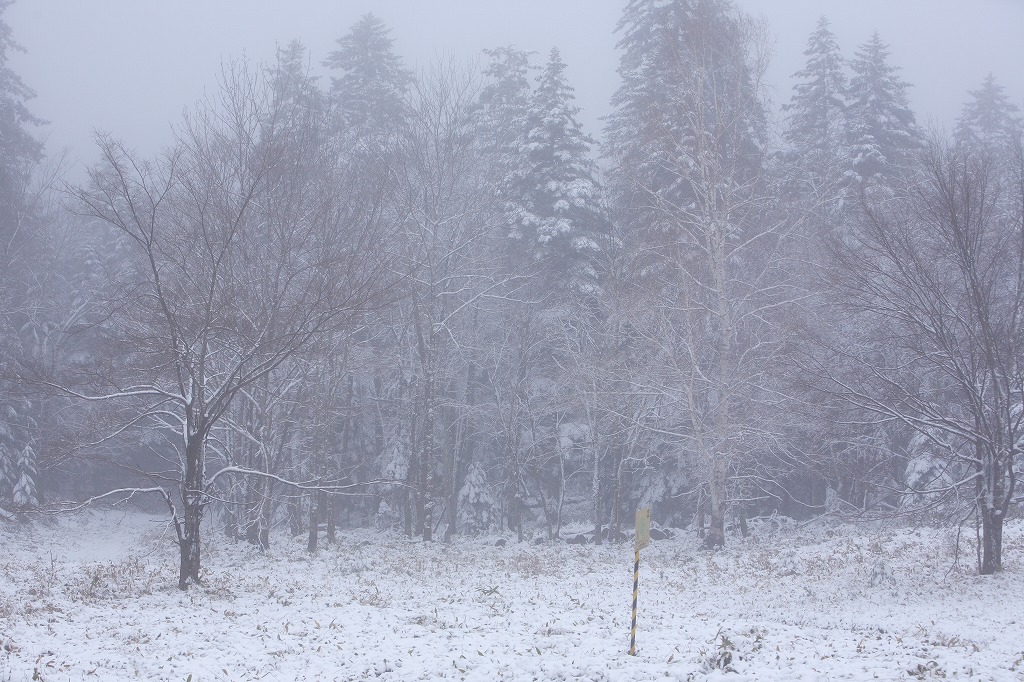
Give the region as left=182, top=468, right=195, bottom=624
left=70, top=60, right=393, bottom=588
left=390, top=58, right=500, bottom=541
left=826, top=135, right=1023, bottom=574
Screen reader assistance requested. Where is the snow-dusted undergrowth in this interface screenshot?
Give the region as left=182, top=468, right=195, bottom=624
left=1, top=512, right=1022, bottom=681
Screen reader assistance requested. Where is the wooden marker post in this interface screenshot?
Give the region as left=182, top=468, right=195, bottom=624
left=629, top=508, right=651, bottom=656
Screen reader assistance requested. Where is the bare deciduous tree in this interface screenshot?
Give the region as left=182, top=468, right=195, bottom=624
left=390, top=58, right=500, bottom=541
left=826, top=135, right=1023, bottom=574
left=70, top=60, right=393, bottom=588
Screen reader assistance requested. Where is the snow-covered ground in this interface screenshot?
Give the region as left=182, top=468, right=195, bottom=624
left=1, top=512, right=1021, bottom=681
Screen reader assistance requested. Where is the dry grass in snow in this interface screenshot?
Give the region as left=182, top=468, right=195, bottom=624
left=1, top=511, right=1022, bottom=680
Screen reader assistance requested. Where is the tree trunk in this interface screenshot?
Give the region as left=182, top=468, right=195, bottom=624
left=421, top=372, right=435, bottom=543
left=515, top=492, right=524, bottom=543
left=415, top=380, right=431, bottom=540
left=405, top=410, right=418, bottom=539
left=257, top=476, right=273, bottom=551
left=223, top=483, right=238, bottom=541
left=706, top=456, right=727, bottom=549
left=288, top=494, right=304, bottom=537
left=611, top=452, right=623, bottom=543
left=446, top=361, right=477, bottom=542
left=326, top=494, right=336, bottom=544
left=178, top=431, right=205, bottom=590
left=979, top=506, right=1002, bottom=574
left=307, top=491, right=319, bottom=552
left=555, top=447, right=566, bottom=540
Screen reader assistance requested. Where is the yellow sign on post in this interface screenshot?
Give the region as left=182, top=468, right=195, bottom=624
left=629, top=508, right=651, bottom=656
left=634, top=508, right=651, bottom=551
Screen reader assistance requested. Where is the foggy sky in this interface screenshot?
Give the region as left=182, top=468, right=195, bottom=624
left=8, top=0, right=1023, bottom=176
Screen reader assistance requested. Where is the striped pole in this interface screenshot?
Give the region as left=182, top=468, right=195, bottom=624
left=628, top=547, right=640, bottom=655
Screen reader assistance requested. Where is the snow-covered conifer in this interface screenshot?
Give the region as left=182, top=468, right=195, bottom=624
left=269, top=40, right=322, bottom=117
left=323, top=14, right=412, bottom=136
left=506, top=48, right=608, bottom=297
left=0, top=436, right=16, bottom=503
left=0, top=0, right=44, bottom=212
left=458, top=461, right=497, bottom=535
left=478, top=46, right=533, bottom=138
left=783, top=17, right=848, bottom=184
left=954, top=74, right=1022, bottom=154
left=12, top=443, right=38, bottom=507
left=478, top=46, right=535, bottom=236
left=605, top=0, right=766, bottom=236
left=846, top=33, right=919, bottom=183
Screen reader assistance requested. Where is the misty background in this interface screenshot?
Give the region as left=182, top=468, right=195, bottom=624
left=9, top=0, right=1023, bottom=171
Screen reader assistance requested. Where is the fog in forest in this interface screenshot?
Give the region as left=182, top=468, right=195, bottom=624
left=1, top=3, right=1023, bottom=676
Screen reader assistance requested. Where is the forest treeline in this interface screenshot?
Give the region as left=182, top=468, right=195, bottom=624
left=1, top=0, right=1021, bottom=587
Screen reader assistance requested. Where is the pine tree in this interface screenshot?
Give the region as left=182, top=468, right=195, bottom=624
left=0, top=416, right=16, bottom=503
left=478, top=46, right=533, bottom=130
left=323, top=14, right=412, bottom=137
left=954, top=74, right=1022, bottom=153
left=0, top=2, right=43, bottom=511
left=846, top=32, right=919, bottom=183
left=507, top=47, right=608, bottom=297
left=605, top=0, right=689, bottom=218
left=0, top=0, right=43, bottom=214
left=477, top=45, right=535, bottom=237
left=605, top=0, right=765, bottom=235
left=269, top=40, right=323, bottom=118
left=783, top=17, right=847, bottom=186
left=12, top=442, right=37, bottom=507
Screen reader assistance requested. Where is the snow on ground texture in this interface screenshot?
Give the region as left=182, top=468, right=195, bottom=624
left=1, top=512, right=1022, bottom=681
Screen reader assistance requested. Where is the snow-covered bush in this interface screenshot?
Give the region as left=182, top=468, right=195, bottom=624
left=0, top=441, right=16, bottom=503
left=777, top=548, right=803, bottom=576
left=12, top=445, right=39, bottom=508
left=374, top=500, right=400, bottom=531
left=869, top=557, right=895, bottom=587
left=457, top=461, right=497, bottom=535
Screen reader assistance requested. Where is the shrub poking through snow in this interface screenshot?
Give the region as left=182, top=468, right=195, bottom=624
left=375, top=500, right=400, bottom=531
left=778, top=548, right=803, bottom=575
left=870, top=557, right=896, bottom=587
left=701, top=630, right=736, bottom=673
left=458, top=461, right=497, bottom=535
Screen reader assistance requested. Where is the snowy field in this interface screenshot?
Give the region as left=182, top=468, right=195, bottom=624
left=1, top=512, right=1022, bottom=681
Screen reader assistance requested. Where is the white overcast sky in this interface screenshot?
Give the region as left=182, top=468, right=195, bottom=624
left=7, top=0, right=1023, bottom=176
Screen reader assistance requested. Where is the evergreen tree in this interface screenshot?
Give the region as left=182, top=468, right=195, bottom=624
left=783, top=17, right=847, bottom=186
left=0, top=406, right=17, bottom=502
left=323, top=14, right=412, bottom=137
left=269, top=40, right=323, bottom=118
left=0, top=0, right=43, bottom=214
left=954, top=74, right=1022, bottom=153
left=846, top=32, right=919, bottom=183
left=507, top=47, right=608, bottom=297
left=478, top=46, right=533, bottom=132
left=0, top=1, right=43, bottom=510
left=477, top=46, right=535, bottom=237
left=605, top=0, right=765, bottom=236
left=11, top=442, right=36, bottom=507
